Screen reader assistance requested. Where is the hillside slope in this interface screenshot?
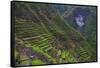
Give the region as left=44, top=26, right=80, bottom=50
left=13, top=2, right=97, bottom=66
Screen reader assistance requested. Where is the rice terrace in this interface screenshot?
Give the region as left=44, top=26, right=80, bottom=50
left=11, top=1, right=97, bottom=66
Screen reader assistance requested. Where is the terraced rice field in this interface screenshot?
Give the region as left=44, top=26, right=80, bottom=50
left=12, top=1, right=97, bottom=66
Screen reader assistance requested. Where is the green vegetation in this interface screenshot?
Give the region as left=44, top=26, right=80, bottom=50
left=32, top=59, right=44, bottom=65
left=14, top=2, right=97, bottom=66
